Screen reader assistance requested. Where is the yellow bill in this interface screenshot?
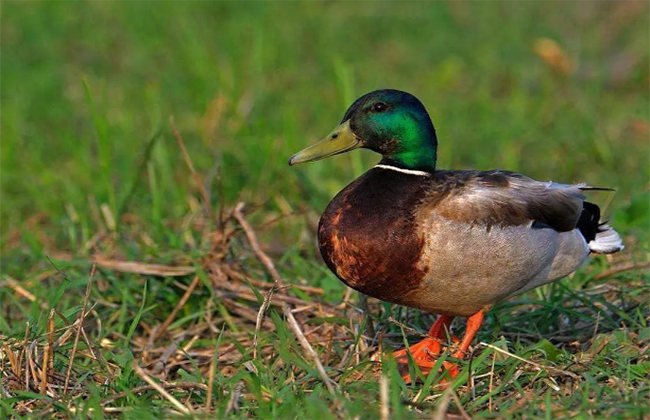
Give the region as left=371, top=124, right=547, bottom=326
left=288, top=120, right=361, bottom=165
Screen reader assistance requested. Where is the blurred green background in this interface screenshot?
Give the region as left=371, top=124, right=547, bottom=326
left=1, top=2, right=648, bottom=418
left=3, top=1, right=648, bottom=257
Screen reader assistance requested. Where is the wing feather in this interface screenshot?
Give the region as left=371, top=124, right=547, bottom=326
left=432, top=170, right=587, bottom=232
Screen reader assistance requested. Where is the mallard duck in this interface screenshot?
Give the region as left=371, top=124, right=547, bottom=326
left=289, top=89, right=623, bottom=382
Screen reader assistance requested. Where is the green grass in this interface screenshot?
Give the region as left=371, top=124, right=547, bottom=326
left=1, top=2, right=649, bottom=419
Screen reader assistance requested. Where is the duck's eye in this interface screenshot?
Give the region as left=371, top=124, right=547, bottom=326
left=371, top=102, right=388, bottom=113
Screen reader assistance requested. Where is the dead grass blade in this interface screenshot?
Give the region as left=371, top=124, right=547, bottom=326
left=593, top=261, right=650, bottom=281
left=449, top=388, right=472, bottom=420
left=93, top=257, right=195, bottom=277
left=433, top=386, right=453, bottom=420
left=478, top=342, right=579, bottom=379
left=64, top=263, right=96, bottom=393
left=100, top=382, right=208, bottom=407
left=234, top=202, right=283, bottom=287
left=132, top=363, right=193, bottom=415
left=380, top=374, right=389, bottom=420
left=205, top=349, right=216, bottom=414
left=41, top=309, right=55, bottom=395
left=225, top=381, right=244, bottom=416
left=170, top=115, right=215, bottom=221
left=23, top=322, right=30, bottom=391
left=252, top=288, right=275, bottom=359
left=284, top=305, right=338, bottom=395
left=154, top=275, right=202, bottom=341
left=4, top=276, right=39, bottom=305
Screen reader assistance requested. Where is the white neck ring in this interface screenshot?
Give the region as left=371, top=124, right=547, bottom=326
left=374, top=164, right=431, bottom=176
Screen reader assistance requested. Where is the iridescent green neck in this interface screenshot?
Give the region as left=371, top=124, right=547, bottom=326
left=380, top=141, right=437, bottom=172
left=374, top=111, right=438, bottom=172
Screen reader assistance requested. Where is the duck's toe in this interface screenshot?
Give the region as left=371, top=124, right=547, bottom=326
left=393, top=336, right=465, bottom=384
left=392, top=336, right=443, bottom=363
left=396, top=355, right=461, bottom=385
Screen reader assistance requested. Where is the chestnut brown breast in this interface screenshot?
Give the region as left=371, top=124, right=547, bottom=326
left=317, top=168, right=435, bottom=303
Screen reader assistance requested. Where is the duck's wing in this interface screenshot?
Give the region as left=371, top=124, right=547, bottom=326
left=433, top=170, right=594, bottom=232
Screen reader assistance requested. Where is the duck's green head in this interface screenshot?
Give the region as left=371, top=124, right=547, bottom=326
left=289, top=89, right=438, bottom=172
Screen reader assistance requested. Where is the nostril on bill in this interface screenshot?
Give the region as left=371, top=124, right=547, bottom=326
left=331, top=133, right=339, bottom=140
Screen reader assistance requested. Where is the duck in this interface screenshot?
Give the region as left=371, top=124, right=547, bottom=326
left=288, top=89, right=624, bottom=382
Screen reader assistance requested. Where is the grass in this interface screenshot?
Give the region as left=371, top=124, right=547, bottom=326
left=1, top=1, right=649, bottom=419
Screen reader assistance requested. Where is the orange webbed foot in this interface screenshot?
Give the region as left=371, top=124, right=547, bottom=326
left=392, top=336, right=442, bottom=363
left=395, top=349, right=461, bottom=384
left=392, top=315, right=458, bottom=383
left=392, top=310, right=486, bottom=385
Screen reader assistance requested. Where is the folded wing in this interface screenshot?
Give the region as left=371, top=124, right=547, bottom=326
left=433, top=170, right=590, bottom=232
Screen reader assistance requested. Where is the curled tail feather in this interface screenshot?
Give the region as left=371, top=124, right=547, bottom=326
left=577, top=201, right=624, bottom=254
left=589, top=224, right=624, bottom=254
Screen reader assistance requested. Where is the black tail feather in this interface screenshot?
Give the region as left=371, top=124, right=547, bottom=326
left=577, top=201, right=601, bottom=242
left=579, top=186, right=616, bottom=192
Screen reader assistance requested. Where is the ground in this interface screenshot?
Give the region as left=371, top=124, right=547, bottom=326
left=1, top=2, right=649, bottom=419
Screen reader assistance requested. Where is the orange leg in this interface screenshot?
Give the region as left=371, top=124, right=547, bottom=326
left=442, top=310, right=485, bottom=379
left=394, top=310, right=485, bottom=384
left=393, top=315, right=456, bottom=378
